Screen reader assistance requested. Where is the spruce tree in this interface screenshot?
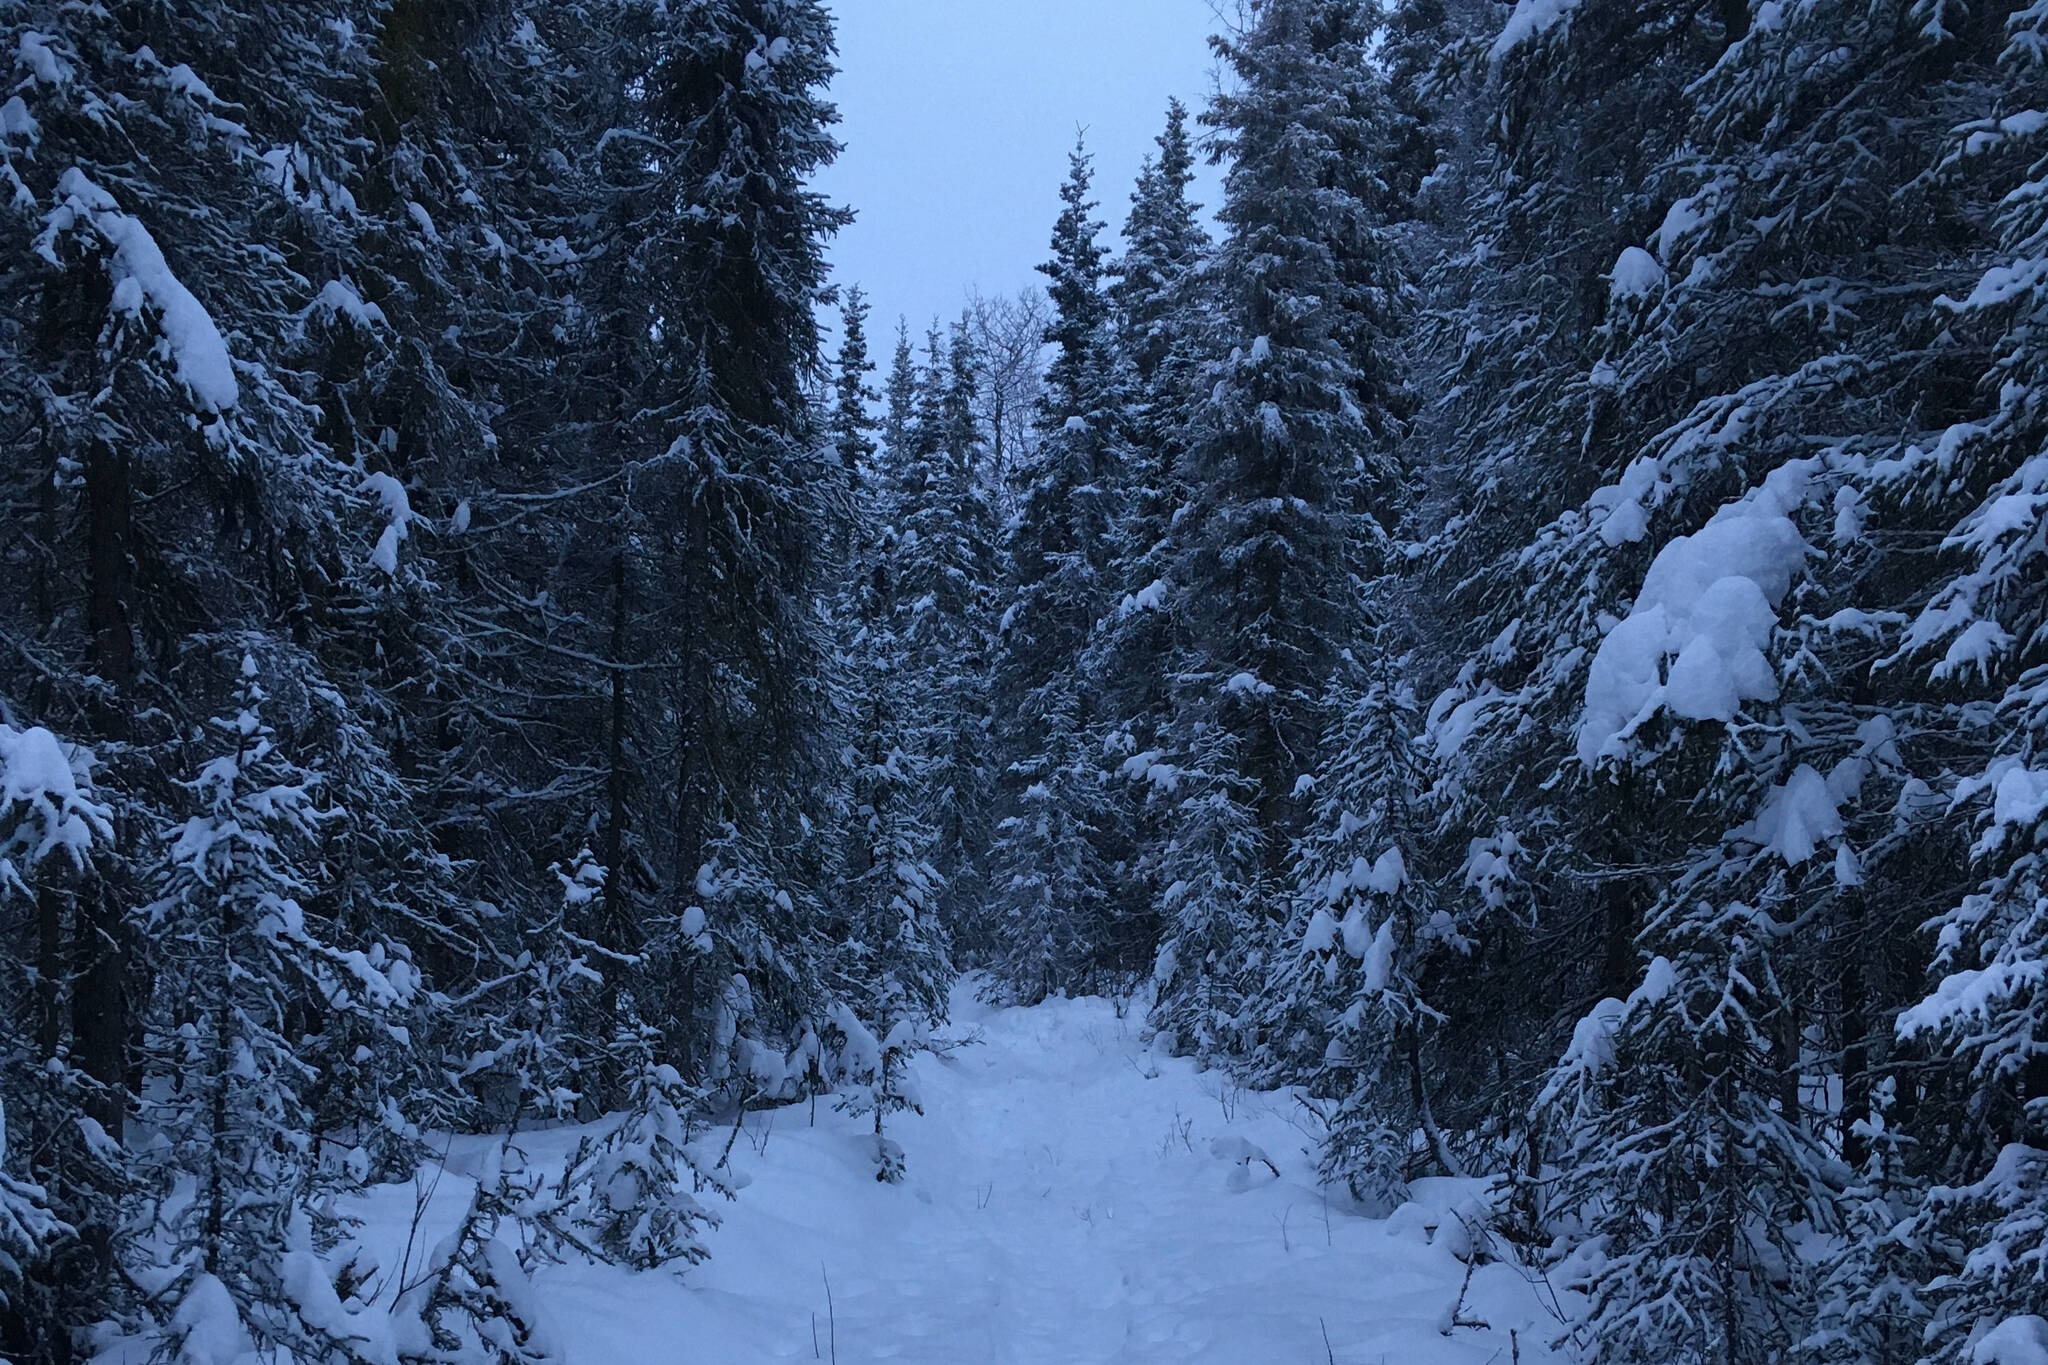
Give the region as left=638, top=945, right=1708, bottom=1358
left=1257, top=650, right=1471, bottom=1205
left=594, top=0, right=850, bottom=1080
left=891, top=325, right=999, bottom=956
left=832, top=316, right=952, bottom=1179
left=832, top=286, right=880, bottom=490
left=1152, top=0, right=1410, bottom=1048
left=1084, top=102, right=1216, bottom=989
left=547, top=1026, right=733, bottom=1271
left=392, top=1143, right=564, bottom=1365
left=986, top=140, right=1127, bottom=1002
left=142, top=655, right=411, bottom=1362
left=0, top=725, right=111, bottom=1361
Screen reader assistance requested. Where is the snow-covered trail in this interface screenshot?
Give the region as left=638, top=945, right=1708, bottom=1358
left=367, top=986, right=1568, bottom=1364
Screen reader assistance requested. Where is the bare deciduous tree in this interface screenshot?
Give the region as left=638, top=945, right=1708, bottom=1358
left=962, top=288, right=1050, bottom=504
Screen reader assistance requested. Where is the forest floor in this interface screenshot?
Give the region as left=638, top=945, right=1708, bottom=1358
left=352, top=983, right=1572, bottom=1364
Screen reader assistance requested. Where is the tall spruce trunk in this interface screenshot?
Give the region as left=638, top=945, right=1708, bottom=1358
left=75, top=441, right=133, bottom=1135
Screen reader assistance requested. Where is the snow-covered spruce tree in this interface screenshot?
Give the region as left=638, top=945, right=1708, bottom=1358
left=1081, top=101, right=1216, bottom=988
left=543, top=1024, right=733, bottom=1272
left=1112, top=100, right=1213, bottom=408
left=1151, top=0, right=1410, bottom=1047
left=826, top=318, right=952, bottom=1181
left=985, top=140, right=1128, bottom=1003
left=1095, top=97, right=1214, bottom=689
left=0, top=1092, right=60, bottom=1333
left=1522, top=467, right=1885, bottom=1365
left=458, top=847, right=613, bottom=1130
left=1251, top=650, right=1472, bottom=1206
left=1533, top=895, right=1840, bottom=1365
left=890, top=323, right=1000, bottom=957
left=316, top=0, right=628, bottom=1100
left=0, top=0, right=395, bottom=1160
left=295, top=689, right=462, bottom=1178
left=141, top=654, right=412, bottom=1362
left=1150, top=722, right=1268, bottom=1057
left=826, top=984, right=940, bottom=1186
left=1875, top=1, right=2048, bottom=1352
left=1406, top=0, right=1749, bottom=1116
left=0, top=7, right=462, bottom=1351
left=0, top=725, right=109, bottom=1360
left=408, top=852, right=678, bottom=1349
left=1414, top=0, right=2038, bottom=1355
left=831, top=286, right=880, bottom=490
left=392, top=1141, right=565, bottom=1365
left=831, top=609, right=951, bottom=1181
left=586, top=0, right=849, bottom=1082
left=880, top=319, right=921, bottom=471
left=1799, top=1078, right=1930, bottom=1365
left=1382, top=0, right=1991, bottom=1269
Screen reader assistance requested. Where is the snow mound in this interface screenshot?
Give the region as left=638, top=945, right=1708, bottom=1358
left=169, top=1274, right=253, bottom=1365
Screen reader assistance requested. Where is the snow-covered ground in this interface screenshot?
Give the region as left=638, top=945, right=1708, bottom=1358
left=350, top=984, right=1569, bottom=1364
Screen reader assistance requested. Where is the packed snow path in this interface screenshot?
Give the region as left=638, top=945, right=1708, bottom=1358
left=369, top=986, right=1567, bottom=1364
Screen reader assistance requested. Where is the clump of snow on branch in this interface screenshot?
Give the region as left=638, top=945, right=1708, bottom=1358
left=0, top=724, right=112, bottom=897
left=36, top=169, right=240, bottom=411
left=1579, top=460, right=1817, bottom=765
left=1490, top=0, right=1582, bottom=60
left=361, top=472, right=416, bottom=577
left=1608, top=246, right=1666, bottom=301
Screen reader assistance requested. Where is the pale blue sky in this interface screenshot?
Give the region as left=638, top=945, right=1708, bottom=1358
left=814, top=1, right=1227, bottom=339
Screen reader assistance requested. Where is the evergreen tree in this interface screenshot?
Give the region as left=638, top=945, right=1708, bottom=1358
left=0, top=725, right=109, bottom=1360
left=0, top=1093, right=59, bottom=1323
left=392, top=1141, right=564, bottom=1365
left=831, top=286, right=880, bottom=489
left=1084, top=102, right=1216, bottom=989
left=832, top=329, right=952, bottom=1179
left=595, top=0, right=851, bottom=1080
left=1878, top=2, right=2048, bottom=1351
left=547, top=1026, right=733, bottom=1271
left=891, top=325, right=999, bottom=955
left=1408, top=0, right=2036, bottom=1355
left=986, top=140, right=1127, bottom=1001
left=142, top=654, right=412, bottom=1361
left=459, top=848, right=615, bottom=1130
left=1151, top=0, right=1410, bottom=1046
left=880, top=319, right=922, bottom=470
left=8, top=0, right=2048, bottom=1356
left=1800, top=1080, right=1929, bottom=1365
left=1257, top=651, right=1470, bottom=1205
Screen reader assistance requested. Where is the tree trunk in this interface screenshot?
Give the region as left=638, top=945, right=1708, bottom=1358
left=602, top=546, right=637, bottom=961
left=593, top=547, right=636, bottom=1109
left=672, top=497, right=717, bottom=1072
left=1776, top=1002, right=1802, bottom=1133
left=1839, top=891, right=1871, bottom=1168
left=74, top=441, right=135, bottom=1134
left=83, top=441, right=136, bottom=695
left=35, top=881, right=64, bottom=1059
left=1407, top=1023, right=1465, bottom=1179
